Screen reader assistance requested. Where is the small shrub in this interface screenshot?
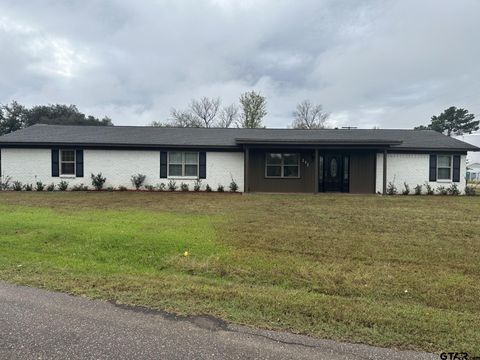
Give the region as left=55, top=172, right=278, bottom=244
left=24, top=184, right=33, bottom=191
left=106, top=186, right=115, bottom=192
left=424, top=182, right=434, bottom=195
left=13, top=181, right=23, bottom=191
left=414, top=184, right=422, bottom=195
left=436, top=186, right=448, bottom=195
left=401, top=182, right=410, bottom=195
left=131, top=174, right=146, bottom=190
left=217, top=184, right=225, bottom=192
left=118, top=185, right=128, bottom=191
left=386, top=182, right=397, bottom=195
left=46, top=183, right=55, bottom=192
left=168, top=180, right=177, bottom=192
left=447, top=183, right=460, bottom=196
left=145, top=184, right=155, bottom=191
left=71, top=183, right=89, bottom=191
left=0, top=175, right=12, bottom=190
left=156, top=183, right=166, bottom=191
left=57, top=180, right=69, bottom=191
left=35, top=181, right=45, bottom=191
left=91, top=173, right=107, bottom=191
left=193, top=179, right=202, bottom=192
left=180, top=182, right=189, bottom=192
left=465, top=186, right=476, bottom=196
left=229, top=178, right=239, bottom=192
left=205, top=184, right=212, bottom=192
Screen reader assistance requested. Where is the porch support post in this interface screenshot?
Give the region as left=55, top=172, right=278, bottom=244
left=314, top=149, right=319, bottom=193
left=383, top=149, right=387, bottom=195
left=244, top=145, right=249, bottom=193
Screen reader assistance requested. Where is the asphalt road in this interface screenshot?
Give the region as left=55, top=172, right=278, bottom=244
left=0, top=282, right=437, bottom=360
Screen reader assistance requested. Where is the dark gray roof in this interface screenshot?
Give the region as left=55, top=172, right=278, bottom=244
left=0, top=124, right=478, bottom=151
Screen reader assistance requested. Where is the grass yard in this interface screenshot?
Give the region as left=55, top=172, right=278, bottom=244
left=0, top=192, right=479, bottom=353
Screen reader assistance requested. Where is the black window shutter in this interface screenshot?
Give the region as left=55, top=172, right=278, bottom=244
left=160, top=151, right=167, bottom=178
left=51, top=149, right=60, bottom=177
left=199, top=152, right=206, bottom=179
left=76, top=149, right=84, bottom=177
left=429, top=154, right=437, bottom=182
left=452, top=155, right=461, bottom=182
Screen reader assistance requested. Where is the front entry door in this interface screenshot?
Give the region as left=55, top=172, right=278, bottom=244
left=324, top=154, right=343, bottom=192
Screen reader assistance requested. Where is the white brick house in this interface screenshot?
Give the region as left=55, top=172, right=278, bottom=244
left=0, top=125, right=477, bottom=194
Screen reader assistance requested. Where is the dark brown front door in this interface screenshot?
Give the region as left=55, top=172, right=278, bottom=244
left=320, top=153, right=349, bottom=192
left=324, top=154, right=342, bottom=192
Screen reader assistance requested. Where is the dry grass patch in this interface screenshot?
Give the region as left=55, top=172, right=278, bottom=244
left=0, top=192, right=479, bottom=352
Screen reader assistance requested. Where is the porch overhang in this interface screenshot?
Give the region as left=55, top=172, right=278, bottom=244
left=235, top=138, right=403, bottom=147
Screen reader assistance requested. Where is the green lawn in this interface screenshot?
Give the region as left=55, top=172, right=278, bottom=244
left=0, top=192, right=479, bottom=353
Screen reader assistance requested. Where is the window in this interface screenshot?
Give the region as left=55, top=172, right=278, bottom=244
left=343, top=156, right=349, bottom=181
left=265, top=153, right=300, bottom=178
left=437, top=155, right=452, bottom=180
left=168, top=151, right=198, bottom=177
left=60, top=150, right=75, bottom=176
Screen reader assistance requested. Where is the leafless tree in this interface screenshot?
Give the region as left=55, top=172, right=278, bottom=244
left=190, top=97, right=221, bottom=128
left=291, top=100, right=329, bottom=129
left=168, top=108, right=202, bottom=127
left=218, top=104, right=238, bottom=128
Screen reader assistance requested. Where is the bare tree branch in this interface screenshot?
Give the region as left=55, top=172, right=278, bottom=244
left=169, top=108, right=202, bottom=127
left=291, top=100, right=329, bottom=129
left=190, top=97, right=221, bottom=128
left=218, top=104, right=238, bottom=128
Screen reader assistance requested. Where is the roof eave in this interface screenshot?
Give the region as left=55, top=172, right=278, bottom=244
left=234, top=139, right=404, bottom=146
left=0, top=142, right=240, bottom=150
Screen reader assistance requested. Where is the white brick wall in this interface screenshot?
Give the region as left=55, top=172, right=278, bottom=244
left=0, top=148, right=244, bottom=191
left=375, top=153, right=467, bottom=194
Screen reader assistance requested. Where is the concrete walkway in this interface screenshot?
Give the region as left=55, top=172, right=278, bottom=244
left=0, top=282, right=436, bottom=359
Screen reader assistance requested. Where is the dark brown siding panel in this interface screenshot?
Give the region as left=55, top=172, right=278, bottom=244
left=349, top=151, right=376, bottom=194
left=248, top=149, right=315, bottom=193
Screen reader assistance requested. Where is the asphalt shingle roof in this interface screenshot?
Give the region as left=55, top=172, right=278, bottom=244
left=0, top=124, right=478, bottom=151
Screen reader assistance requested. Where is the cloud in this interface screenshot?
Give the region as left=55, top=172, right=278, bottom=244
left=0, top=0, right=478, bottom=129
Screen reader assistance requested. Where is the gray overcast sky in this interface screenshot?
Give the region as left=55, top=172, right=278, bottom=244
left=0, top=0, right=479, bottom=130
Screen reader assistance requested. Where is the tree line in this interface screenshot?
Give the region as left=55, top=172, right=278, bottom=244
left=151, top=91, right=330, bottom=130
left=0, top=101, right=112, bottom=136
left=0, top=93, right=330, bottom=136
left=1, top=95, right=477, bottom=137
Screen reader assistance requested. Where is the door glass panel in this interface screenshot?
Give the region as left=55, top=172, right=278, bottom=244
left=330, top=158, right=338, bottom=178
left=319, top=155, right=323, bottom=181
left=343, top=156, right=349, bottom=180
